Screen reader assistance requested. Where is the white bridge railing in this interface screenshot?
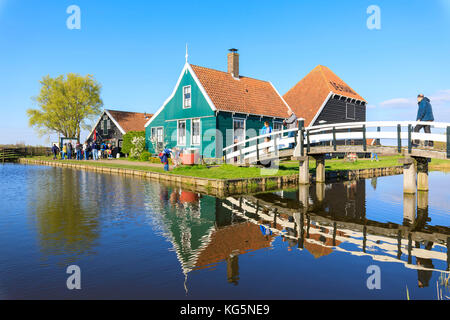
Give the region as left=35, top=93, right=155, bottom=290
left=223, top=120, right=450, bottom=163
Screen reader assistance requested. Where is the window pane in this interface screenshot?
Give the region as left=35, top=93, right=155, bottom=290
left=234, top=119, right=245, bottom=142
left=157, top=128, right=163, bottom=143
left=192, top=120, right=200, bottom=144
left=178, top=121, right=186, bottom=145
left=183, top=86, right=191, bottom=108
left=273, top=122, right=283, bottom=131
left=346, top=103, right=356, bottom=119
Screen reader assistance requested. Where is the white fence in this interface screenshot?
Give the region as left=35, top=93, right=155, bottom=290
left=223, top=121, right=450, bottom=163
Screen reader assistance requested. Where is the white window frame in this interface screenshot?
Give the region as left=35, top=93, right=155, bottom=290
left=177, top=120, right=187, bottom=146
left=233, top=118, right=246, bottom=143
left=273, top=121, right=284, bottom=138
left=183, top=85, right=192, bottom=109
left=191, top=118, right=201, bottom=146
left=151, top=127, right=164, bottom=143
left=346, top=103, right=356, bottom=120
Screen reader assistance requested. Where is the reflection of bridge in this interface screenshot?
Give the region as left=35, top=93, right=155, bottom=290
left=221, top=183, right=450, bottom=275
left=223, top=121, right=450, bottom=193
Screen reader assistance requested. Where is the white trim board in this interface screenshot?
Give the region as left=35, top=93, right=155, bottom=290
left=87, top=110, right=126, bottom=139
left=144, top=62, right=217, bottom=128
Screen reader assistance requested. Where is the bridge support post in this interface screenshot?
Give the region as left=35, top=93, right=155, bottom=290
left=415, top=157, right=429, bottom=192
left=298, top=184, right=309, bottom=212
left=313, top=155, right=326, bottom=183
left=403, top=193, right=416, bottom=226
left=400, top=157, right=416, bottom=194
left=298, top=156, right=309, bottom=185
left=417, top=191, right=429, bottom=211
left=316, top=182, right=325, bottom=203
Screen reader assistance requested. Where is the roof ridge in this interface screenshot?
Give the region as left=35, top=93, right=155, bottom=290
left=106, top=109, right=150, bottom=115
left=317, top=65, right=333, bottom=92
left=190, top=64, right=271, bottom=83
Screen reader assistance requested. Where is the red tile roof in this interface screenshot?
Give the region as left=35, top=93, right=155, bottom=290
left=191, top=64, right=290, bottom=119
left=107, top=110, right=153, bottom=133
left=283, top=65, right=366, bottom=126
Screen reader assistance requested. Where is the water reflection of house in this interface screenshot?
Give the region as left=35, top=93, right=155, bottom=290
left=146, top=185, right=275, bottom=288
left=194, top=222, right=274, bottom=284
left=303, top=225, right=346, bottom=259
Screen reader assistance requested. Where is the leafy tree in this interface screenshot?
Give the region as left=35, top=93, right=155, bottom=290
left=27, top=73, right=103, bottom=141
left=130, top=136, right=146, bottom=159
left=122, top=131, right=145, bottom=155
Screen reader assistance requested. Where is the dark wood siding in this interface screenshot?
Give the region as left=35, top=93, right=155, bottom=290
left=313, top=95, right=366, bottom=126
left=312, top=95, right=367, bottom=148
left=88, top=112, right=123, bottom=146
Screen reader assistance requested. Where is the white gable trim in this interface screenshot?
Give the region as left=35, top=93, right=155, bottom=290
left=105, top=110, right=127, bottom=135
left=87, top=110, right=126, bottom=140
left=144, top=63, right=217, bottom=128
left=187, top=63, right=217, bottom=113
left=308, top=91, right=333, bottom=128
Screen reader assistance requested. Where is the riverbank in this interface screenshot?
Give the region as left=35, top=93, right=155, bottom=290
left=18, top=156, right=405, bottom=197
left=25, top=155, right=409, bottom=177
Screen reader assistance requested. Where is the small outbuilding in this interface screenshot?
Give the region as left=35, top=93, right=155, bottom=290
left=87, top=109, right=153, bottom=150
left=283, top=65, right=367, bottom=127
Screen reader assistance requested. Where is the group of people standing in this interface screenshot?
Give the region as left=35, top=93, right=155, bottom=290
left=52, top=141, right=116, bottom=161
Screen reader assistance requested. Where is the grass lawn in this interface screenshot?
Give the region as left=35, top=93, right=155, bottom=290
left=23, top=155, right=430, bottom=180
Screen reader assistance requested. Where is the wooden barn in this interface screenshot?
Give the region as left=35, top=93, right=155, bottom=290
left=283, top=65, right=367, bottom=127
left=87, top=110, right=153, bottom=149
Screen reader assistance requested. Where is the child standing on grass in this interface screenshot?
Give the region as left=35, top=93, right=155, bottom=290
left=62, top=144, right=67, bottom=160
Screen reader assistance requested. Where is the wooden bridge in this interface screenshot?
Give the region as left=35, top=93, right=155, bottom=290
left=0, top=147, right=51, bottom=163
left=223, top=120, right=450, bottom=193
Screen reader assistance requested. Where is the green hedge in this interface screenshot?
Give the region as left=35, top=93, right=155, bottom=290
left=140, top=151, right=151, bottom=162
left=121, top=131, right=145, bottom=155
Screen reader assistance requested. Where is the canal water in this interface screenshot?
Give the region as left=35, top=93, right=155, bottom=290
left=0, top=164, right=449, bottom=300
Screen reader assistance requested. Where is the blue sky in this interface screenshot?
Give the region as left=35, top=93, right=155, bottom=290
left=0, top=0, right=449, bottom=145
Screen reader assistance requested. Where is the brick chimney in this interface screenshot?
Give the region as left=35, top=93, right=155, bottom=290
left=227, top=48, right=239, bottom=78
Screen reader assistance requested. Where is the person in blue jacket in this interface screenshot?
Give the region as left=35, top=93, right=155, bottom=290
left=413, top=94, right=434, bottom=148
left=261, top=121, right=273, bottom=153
left=159, top=148, right=172, bottom=171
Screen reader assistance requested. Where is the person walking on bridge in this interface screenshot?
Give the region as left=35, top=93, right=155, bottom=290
left=283, top=110, right=298, bottom=149
left=413, top=94, right=434, bottom=148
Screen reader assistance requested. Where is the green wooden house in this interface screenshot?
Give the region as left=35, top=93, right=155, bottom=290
left=145, top=49, right=291, bottom=161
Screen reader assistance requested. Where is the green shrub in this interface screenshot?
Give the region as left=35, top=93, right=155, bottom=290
left=140, top=151, right=151, bottom=162
left=122, top=131, right=145, bottom=155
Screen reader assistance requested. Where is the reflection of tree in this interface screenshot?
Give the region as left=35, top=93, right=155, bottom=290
left=371, top=177, right=377, bottom=190
left=29, top=168, right=100, bottom=260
